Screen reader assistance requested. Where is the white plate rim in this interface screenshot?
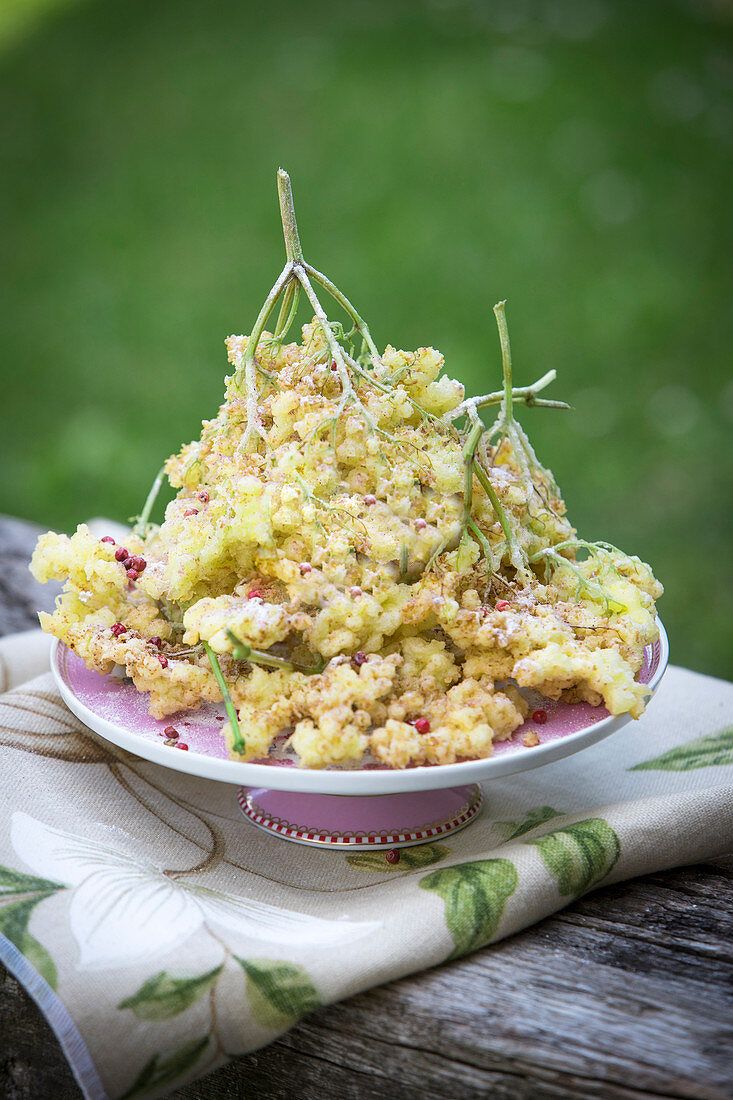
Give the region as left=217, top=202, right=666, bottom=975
left=50, top=622, right=668, bottom=795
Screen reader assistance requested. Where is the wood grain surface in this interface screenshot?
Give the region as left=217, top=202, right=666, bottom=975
left=1, top=515, right=731, bottom=1100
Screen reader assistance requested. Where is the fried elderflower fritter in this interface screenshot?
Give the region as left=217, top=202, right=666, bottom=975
left=31, top=170, right=662, bottom=768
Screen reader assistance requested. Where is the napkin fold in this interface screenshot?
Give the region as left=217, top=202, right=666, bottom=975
left=0, top=630, right=731, bottom=1100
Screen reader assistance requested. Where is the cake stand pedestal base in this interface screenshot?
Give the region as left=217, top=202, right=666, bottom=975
left=237, top=783, right=483, bottom=850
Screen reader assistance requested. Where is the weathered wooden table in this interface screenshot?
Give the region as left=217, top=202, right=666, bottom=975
left=1, top=515, right=731, bottom=1100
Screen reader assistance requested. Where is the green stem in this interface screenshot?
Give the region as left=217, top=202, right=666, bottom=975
left=225, top=628, right=325, bottom=674
left=473, top=460, right=517, bottom=553
left=467, top=516, right=493, bottom=561
left=529, top=538, right=602, bottom=563
left=524, top=369, right=555, bottom=393
left=458, top=421, right=499, bottom=568
left=133, top=466, right=166, bottom=538
left=493, top=300, right=513, bottom=423
left=294, top=264, right=360, bottom=420
left=530, top=548, right=625, bottom=614
left=274, top=279, right=300, bottom=340
left=445, top=371, right=568, bottom=422
left=238, top=262, right=293, bottom=383
left=204, top=642, right=245, bottom=754
left=305, top=262, right=382, bottom=368
left=423, top=534, right=449, bottom=576
left=238, top=262, right=294, bottom=446
left=399, top=541, right=409, bottom=581
left=462, top=419, right=483, bottom=523
left=520, top=397, right=569, bottom=410
left=275, top=172, right=369, bottom=398
left=277, top=169, right=304, bottom=264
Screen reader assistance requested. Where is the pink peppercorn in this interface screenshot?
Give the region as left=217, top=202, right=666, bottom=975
left=183, top=509, right=199, bottom=518
left=157, top=655, right=168, bottom=669
left=149, top=636, right=162, bottom=649
left=111, top=623, right=126, bottom=637
left=114, top=547, right=129, bottom=562
left=164, top=726, right=179, bottom=739
left=198, top=490, right=210, bottom=503
left=353, top=651, right=367, bottom=667
left=248, top=589, right=264, bottom=599
left=414, top=717, right=431, bottom=734
left=126, top=569, right=140, bottom=582
left=385, top=849, right=400, bottom=865
left=414, top=518, right=427, bottom=531
left=129, top=555, right=146, bottom=572
left=176, top=742, right=189, bottom=751
left=349, top=586, right=362, bottom=598
left=532, top=709, right=548, bottom=725
left=100, top=536, right=115, bottom=544
left=363, top=494, right=376, bottom=506
left=330, top=360, right=338, bottom=371
left=496, top=600, right=511, bottom=611
left=299, top=563, right=312, bottom=575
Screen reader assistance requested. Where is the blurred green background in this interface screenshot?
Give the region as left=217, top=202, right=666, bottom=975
left=1, top=0, right=731, bottom=677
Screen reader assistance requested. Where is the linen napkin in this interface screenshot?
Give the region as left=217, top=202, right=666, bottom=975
left=0, top=631, right=731, bottom=1100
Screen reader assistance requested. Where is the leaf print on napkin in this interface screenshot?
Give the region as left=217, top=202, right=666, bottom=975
left=419, top=859, right=518, bottom=960
left=630, top=727, right=733, bottom=772
left=237, top=958, right=321, bottom=1031
left=526, top=818, right=620, bottom=897
left=10, top=813, right=379, bottom=970
left=0, top=866, right=64, bottom=899
left=494, top=806, right=563, bottom=841
left=0, top=898, right=59, bottom=989
left=118, top=965, right=224, bottom=1021
left=119, top=1036, right=210, bottom=1099
left=346, top=844, right=449, bottom=872
left=0, top=688, right=114, bottom=763
left=0, top=865, right=65, bottom=988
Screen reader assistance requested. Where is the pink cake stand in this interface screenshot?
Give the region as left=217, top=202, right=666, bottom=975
left=51, top=626, right=668, bottom=850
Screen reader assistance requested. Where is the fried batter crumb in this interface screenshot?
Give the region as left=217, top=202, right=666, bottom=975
left=30, top=178, right=662, bottom=769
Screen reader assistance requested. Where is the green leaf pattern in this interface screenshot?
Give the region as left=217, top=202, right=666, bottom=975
left=0, top=866, right=65, bottom=897
left=0, top=864, right=65, bottom=988
left=0, top=897, right=58, bottom=988
left=118, top=965, right=224, bottom=1020
left=494, top=806, right=563, bottom=841
left=630, top=727, right=733, bottom=772
left=14, top=723, right=731, bottom=1099
left=237, top=958, right=322, bottom=1030
left=419, top=858, right=518, bottom=959
left=346, top=843, right=449, bottom=872
left=119, top=1037, right=211, bottom=1099
left=526, top=818, right=621, bottom=896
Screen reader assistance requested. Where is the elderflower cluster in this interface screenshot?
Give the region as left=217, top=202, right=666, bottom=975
left=31, top=319, right=662, bottom=768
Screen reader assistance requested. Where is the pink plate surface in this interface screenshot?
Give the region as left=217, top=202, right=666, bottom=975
left=51, top=625, right=668, bottom=796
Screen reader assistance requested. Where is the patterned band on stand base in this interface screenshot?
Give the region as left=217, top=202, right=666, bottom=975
left=237, top=784, right=483, bottom=849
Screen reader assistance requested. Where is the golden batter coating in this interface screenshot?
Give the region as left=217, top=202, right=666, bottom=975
left=30, top=171, right=662, bottom=768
